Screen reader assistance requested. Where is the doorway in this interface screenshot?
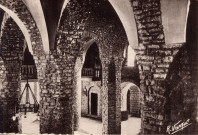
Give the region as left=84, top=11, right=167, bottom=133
left=91, top=93, right=98, bottom=116
left=127, top=90, right=130, bottom=114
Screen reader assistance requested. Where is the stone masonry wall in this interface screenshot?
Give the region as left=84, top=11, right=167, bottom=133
left=81, top=80, right=102, bottom=118
left=0, top=17, right=24, bottom=133
left=121, top=82, right=141, bottom=116
left=130, top=85, right=141, bottom=117
left=164, top=44, right=198, bottom=134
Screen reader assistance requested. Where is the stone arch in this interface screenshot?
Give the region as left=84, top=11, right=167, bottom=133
left=58, top=0, right=138, bottom=50
left=1, top=15, right=25, bottom=59
left=0, top=0, right=47, bottom=56
left=0, top=13, right=47, bottom=134
left=56, top=0, right=128, bottom=58
left=56, top=1, right=129, bottom=134
left=80, top=32, right=102, bottom=65
left=0, top=16, right=26, bottom=133
left=121, top=82, right=141, bottom=117
left=21, top=0, right=49, bottom=53
left=108, top=0, right=138, bottom=49
left=57, top=0, right=70, bottom=27
left=72, top=33, right=103, bottom=130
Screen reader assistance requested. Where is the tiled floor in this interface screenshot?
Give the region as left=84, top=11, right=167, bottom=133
left=21, top=113, right=141, bottom=135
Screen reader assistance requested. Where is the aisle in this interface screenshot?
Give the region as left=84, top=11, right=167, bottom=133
left=74, top=116, right=141, bottom=135
left=21, top=112, right=40, bottom=134
left=20, top=114, right=141, bottom=134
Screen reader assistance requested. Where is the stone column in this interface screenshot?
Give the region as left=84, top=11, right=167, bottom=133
left=131, top=0, right=166, bottom=133
left=114, top=57, right=124, bottom=134
left=37, top=54, right=58, bottom=134
left=38, top=53, right=75, bottom=134
left=59, top=62, right=74, bottom=134
left=101, top=59, right=109, bottom=134
left=186, top=1, right=198, bottom=133
left=73, top=57, right=83, bottom=130
left=0, top=61, right=22, bottom=133
left=0, top=16, right=24, bottom=133
left=134, top=43, right=183, bottom=134
left=101, top=57, right=123, bottom=134
left=0, top=58, right=6, bottom=133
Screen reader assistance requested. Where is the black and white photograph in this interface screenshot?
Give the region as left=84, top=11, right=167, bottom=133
left=0, top=0, right=197, bottom=134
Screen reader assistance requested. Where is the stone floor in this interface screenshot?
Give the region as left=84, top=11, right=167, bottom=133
left=20, top=112, right=40, bottom=134
left=75, top=116, right=141, bottom=135
left=20, top=113, right=141, bottom=135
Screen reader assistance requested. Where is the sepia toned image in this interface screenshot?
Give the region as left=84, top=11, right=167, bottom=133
left=0, top=0, right=197, bottom=134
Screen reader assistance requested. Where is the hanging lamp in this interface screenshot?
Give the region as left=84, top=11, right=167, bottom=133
left=17, top=64, right=39, bottom=118
left=12, top=46, right=39, bottom=120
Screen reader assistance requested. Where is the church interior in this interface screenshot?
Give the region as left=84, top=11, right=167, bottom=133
left=0, top=0, right=198, bottom=134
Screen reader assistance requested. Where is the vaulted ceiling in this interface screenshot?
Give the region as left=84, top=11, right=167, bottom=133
left=0, top=0, right=190, bottom=54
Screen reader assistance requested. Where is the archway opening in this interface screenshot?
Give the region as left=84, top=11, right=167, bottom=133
left=123, top=45, right=136, bottom=67
left=121, top=44, right=142, bottom=135
left=127, top=90, right=130, bottom=114
left=82, top=42, right=102, bottom=81
left=0, top=12, right=40, bottom=133
left=121, top=83, right=142, bottom=134
left=78, top=42, right=102, bottom=134
left=91, top=93, right=98, bottom=116
left=19, top=45, right=40, bottom=134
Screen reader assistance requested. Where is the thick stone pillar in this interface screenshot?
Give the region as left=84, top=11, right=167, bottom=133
left=114, top=58, right=123, bottom=134
left=0, top=16, right=24, bottom=133
left=59, top=61, right=74, bottom=134
left=36, top=55, right=51, bottom=134
left=38, top=53, right=75, bottom=134
left=102, top=59, right=112, bottom=134
left=135, top=43, right=183, bottom=134
left=0, top=58, right=6, bottom=133
left=0, top=61, right=22, bottom=133
left=73, top=57, right=83, bottom=130
left=102, top=57, right=123, bottom=134
left=187, top=0, right=198, bottom=131
left=132, top=0, right=166, bottom=133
